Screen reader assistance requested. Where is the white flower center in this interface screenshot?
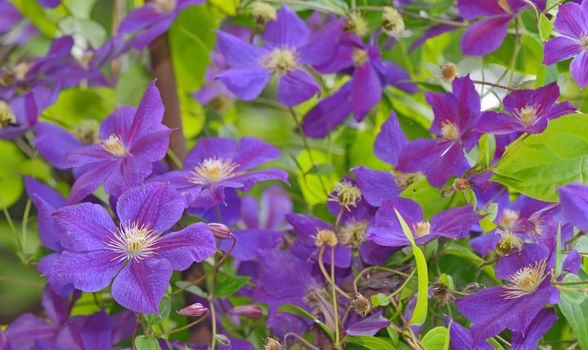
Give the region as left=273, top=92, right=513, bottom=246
left=440, top=121, right=459, bottom=140
left=260, top=48, right=298, bottom=75
left=188, top=157, right=239, bottom=185
left=413, top=221, right=431, bottom=238
left=101, top=134, right=127, bottom=157
left=105, top=222, right=160, bottom=262
left=151, top=0, right=176, bottom=12
left=515, top=104, right=539, bottom=125
left=503, top=259, right=548, bottom=299
left=0, top=101, right=16, bottom=128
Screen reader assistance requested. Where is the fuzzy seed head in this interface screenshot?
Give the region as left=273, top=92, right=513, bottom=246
left=188, top=157, right=239, bottom=185
left=381, top=7, right=404, bottom=38
left=441, top=63, right=459, bottom=81
left=496, top=231, right=523, bottom=256
left=503, top=259, right=548, bottom=299
left=261, top=48, right=298, bottom=75
left=351, top=293, right=371, bottom=316
left=453, top=178, right=470, bottom=191
left=344, top=12, right=368, bottom=37
left=0, top=101, right=16, bottom=128
left=339, top=220, right=368, bottom=248
left=431, top=283, right=454, bottom=305
left=250, top=1, right=277, bottom=25
left=315, top=229, right=338, bottom=247
left=101, top=134, right=127, bottom=157
left=440, top=121, right=459, bottom=140
left=264, top=338, right=283, bottom=350
left=329, top=180, right=362, bottom=210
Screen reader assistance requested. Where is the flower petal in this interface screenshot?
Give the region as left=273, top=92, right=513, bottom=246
left=234, top=136, right=282, bottom=171
left=277, top=69, right=320, bottom=107
left=217, top=66, right=271, bottom=101
left=155, top=222, right=216, bottom=270
left=543, top=37, right=582, bottom=65
left=50, top=250, right=122, bottom=292
left=460, top=15, right=512, bottom=56
left=215, top=31, right=267, bottom=67
left=554, top=2, right=588, bottom=38
left=302, top=82, right=353, bottom=138
left=116, top=182, right=185, bottom=233
left=374, top=111, right=408, bottom=167
left=263, top=5, right=309, bottom=48
left=570, top=50, right=588, bottom=88
left=53, top=203, right=116, bottom=252
left=111, top=259, right=172, bottom=313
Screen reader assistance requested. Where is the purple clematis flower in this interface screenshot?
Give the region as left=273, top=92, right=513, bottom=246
left=119, top=0, right=206, bottom=50
left=475, top=82, right=576, bottom=135
left=215, top=6, right=343, bottom=107
left=456, top=243, right=559, bottom=341
left=302, top=35, right=417, bottom=138
left=544, top=0, right=588, bottom=87
left=220, top=185, right=291, bottom=261
left=0, top=86, right=58, bottom=139
left=62, top=81, right=172, bottom=202
left=50, top=182, right=217, bottom=313
left=152, top=136, right=288, bottom=209
left=397, top=75, right=501, bottom=187
left=367, top=197, right=482, bottom=247
left=458, top=0, right=545, bottom=55
left=559, top=183, right=588, bottom=231
left=3, top=286, right=135, bottom=350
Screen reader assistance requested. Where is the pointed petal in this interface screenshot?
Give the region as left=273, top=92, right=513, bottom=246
left=302, top=83, right=353, bottom=138
left=102, top=157, right=153, bottom=198
left=155, top=223, right=216, bottom=270
left=215, top=31, right=267, bottom=68
left=51, top=250, right=121, bottom=292
left=351, top=167, right=399, bottom=207
left=374, top=112, right=408, bottom=167
left=430, top=205, right=482, bottom=239
left=460, top=15, right=511, bottom=56
left=298, top=19, right=344, bottom=65
left=570, top=50, right=588, bottom=88
left=543, top=37, right=582, bottom=65
left=263, top=5, right=309, bottom=48
left=352, top=64, right=382, bottom=118
left=53, top=203, right=116, bottom=252
left=67, top=161, right=114, bottom=203
left=277, top=69, right=320, bottom=107
left=111, top=259, right=172, bottom=313
left=116, top=182, right=185, bottom=232
left=457, top=0, right=506, bottom=19
left=234, top=136, right=282, bottom=171
left=217, top=66, right=270, bottom=101
left=554, top=2, right=588, bottom=38
left=558, top=183, right=588, bottom=231
left=34, top=122, right=82, bottom=169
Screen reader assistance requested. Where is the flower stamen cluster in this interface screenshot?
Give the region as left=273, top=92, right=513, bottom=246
left=413, top=221, right=431, bottom=238
left=105, top=222, right=160, bottom=262
left=381, top=7, right=405, bottom=38
left=101, top=134, right=127, bottom=157
left=329, top=180, right=362, bottom=210
left=338, top=220, right=368, bottom=248
left=515, top=104, right=539, bottom=125
left=352, top=49, right=369, bottom=67
left=260, top=48, right=298, bottom=75
left=0, top=101, right=16, bottom=128
left=503, top=259, right=548, bottom=299
left=188, top=157, right=240, bottom=185
left=344, top=12, right=368, bottom=37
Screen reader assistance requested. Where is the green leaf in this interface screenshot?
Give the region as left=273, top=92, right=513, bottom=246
left=135, top=335, right=162, bottom=350
left=174, top=281, right=208, bottom=298
left=306, top=163, right=336, bottom=176
left=431, top=0, right=454, bottom=15
left=371, top=293, right=391, bottom=307
left=43, top=88, right=116, bottom=125
left=475, top=134, right=496, bottom=170
left=295, top=149, right=339, bottom=206
left=479, top=216, right=497, bottom=232
left=443, top=242, right=498, bottom=282
left=152, top=295, right=171, bottom=324
left=214, top=275, right=251, bottom=298
left=59, top=17, right=106, bottom=47
left=538, top=13, right=553, bottom=42
left=421, top=327, right=450, bottom=350
left=277, top=304, right=334, bottom=339
left=345, top=336, right=396, bottom=350
left=493, top=114, right=588, bottom=202
left=0, top=141, right=25, bottom=209
left=11, top=0, right=59, bottom=37
left=559, top=290, right=588, bottom=349
left=394, top=209, right=428, bottom=326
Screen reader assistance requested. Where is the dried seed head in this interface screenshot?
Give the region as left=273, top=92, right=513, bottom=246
left=264, top=338, right=283, bottom=350
left=496, top=230, right=523, bottom=256
left=338, top=220, right=368, bottom=248
left=440, top=63, right=459, bottom=82
left=315, top=229, right=338, bottom=247
left=250, top=1, right=277, bottom=25
left=344, top=12, right=368, bottom=36
left=351, top=293, right=371, bottom=316
left=431, top=283, right=454, bottom=305
left=177, top=303, right=208, bottom=317
left=381, top=7, right=404, bottom=38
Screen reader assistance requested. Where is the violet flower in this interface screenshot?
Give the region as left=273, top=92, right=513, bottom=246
left=458, top=0, right=545, bottom=55
left=543, top=0, right=588, bottom=87
left=50, top=182, right=217, bottom=313
left=302, top=35, right=417, bottom=138
left=475, top=82, right=576, bottom=135
left=152, top=136, right=287, bottom=209
left=215, top=6, right=342, bottom=106
left=62, top=81, right=172, bottom=202
left=559, top=183, right=588, bottom=231
left=119, top=0, right=206, bottom=50
left=0, top=86, right=57, bottom=140
left=367, top=197, right=482, bottom=247
left=397, top=75, right=501, bottom=187
left=3, top=286, right=134, bottom=350
left=456, top=243, right=559, bottom=341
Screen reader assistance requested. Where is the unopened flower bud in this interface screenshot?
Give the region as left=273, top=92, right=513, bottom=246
left=208, top=223, right=232, bottom=240
left=461, top=282, right=481, bottom=295
left=381, top=7, right=404, bottom=38
left=441, top=63, right=459, bottom=82
left=231, top=304, right=263, bottom=318
left=215, top=334, right=231, bottom=345
left=315, top=229, right=338, bottom=247
left=177, top=303, right=208, bottom=317
left=344, top=12, right=368, bottom=37
left=351, top=293, right=371, bottom=316
left=250, top=1, right=277, bottom=25
left=265, top=338, right=283, bottom=350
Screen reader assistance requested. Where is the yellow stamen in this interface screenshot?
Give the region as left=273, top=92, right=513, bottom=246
left=188, top=157, right=239, bottom=185
left=503, top=259, right=548, bottom=299
left=101, top=134, right=127, bottom=157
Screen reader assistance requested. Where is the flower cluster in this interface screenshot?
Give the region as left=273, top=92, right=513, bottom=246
left=2, top=0, right=588, bottom=349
